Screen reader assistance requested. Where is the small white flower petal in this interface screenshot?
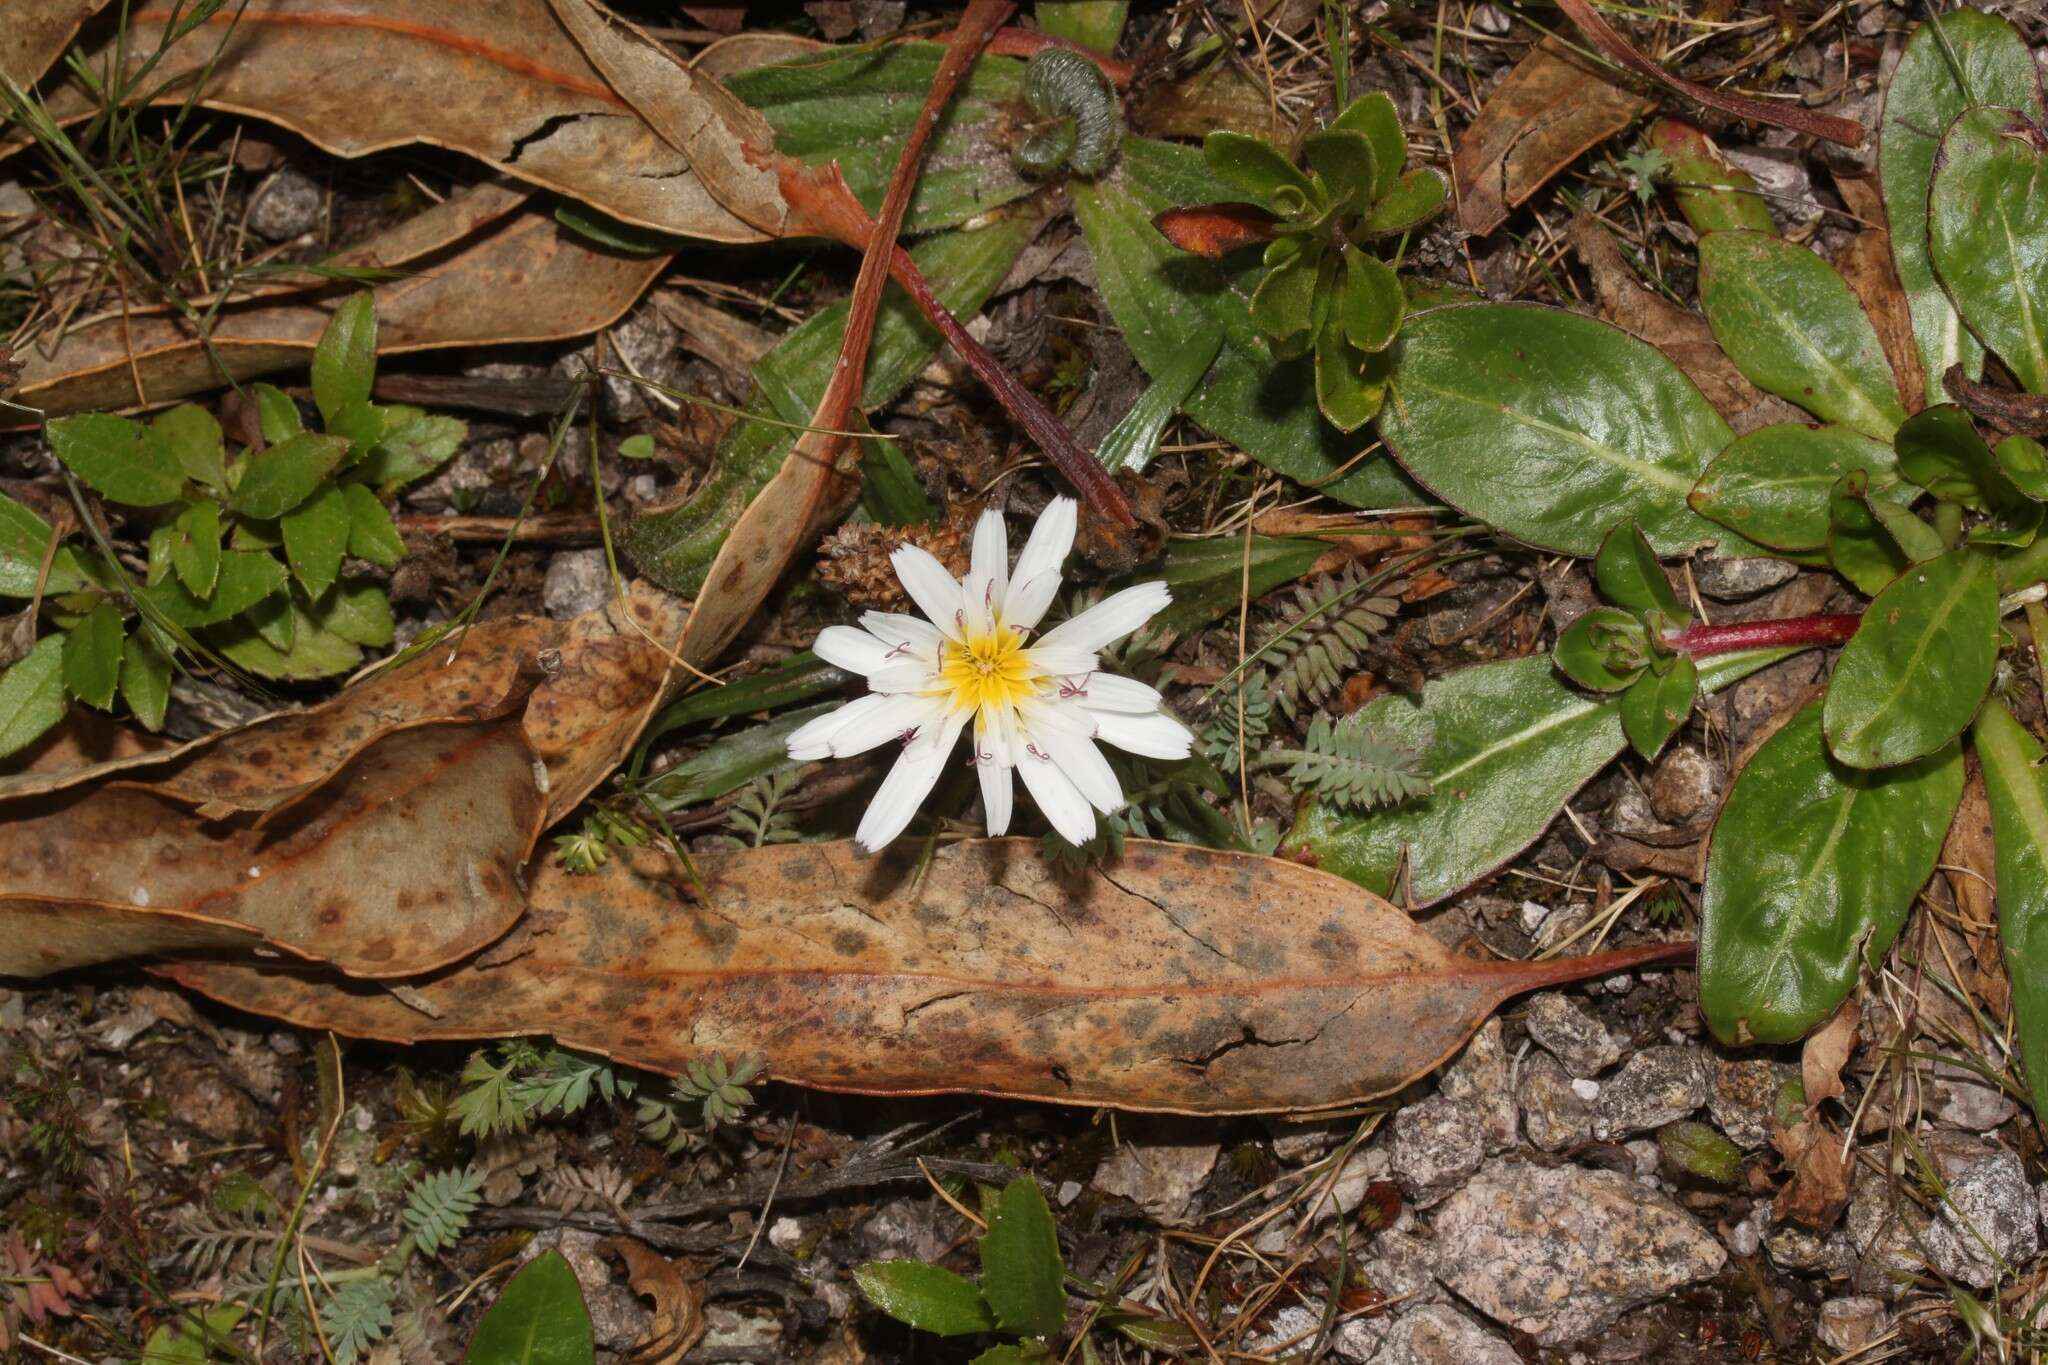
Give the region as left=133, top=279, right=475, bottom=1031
left=866, top=660, right=944, bottom=695
left=978, top=756, right=1014, bottom=835
left=1016, top=742, right=1097, bottom=846
left=1061, top=673, right=1161, bottom=712
left=1035, top=581, right=1171, bottom=654
left=1023, top=709, right=1123, bottom=814
left=1087, top=706, right=1195, bottom=760
left=812, top=624, right=893, bottom=675
left=786, top=694, right=888, bottom=760
left=821, top=693, right=949, bottom=758
left=964, top=507, right=1008, bottom=635
left=854, top=707, right=969, bottom=851
left=976, top=702, right=1017, bottom=768
left=1002, top=497, right=1076, bottom=629
left=890, top=545, right=969, bottom=641
left=860, top=611, right=945, bottom=659
left=1021, top=646, right=1099, bottom=679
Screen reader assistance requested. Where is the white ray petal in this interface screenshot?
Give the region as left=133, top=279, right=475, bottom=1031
left=1065, top=673, right=1162, bottom=712
left=811, top=625, right=893, bottom=675
left=979, top=756, right=1014, bottom=835
left=855, top=708, right=969, bottom=851
left=1035, top=582, right=1171, bottom=654
left=802, top=693, right=948, bottom=759
left=866, top=660, right=945, bottom=695
left=1022, top=706, right=1123, bottom=814
left=1001, top=497, right=1076, bottom=629
left=890, top=545, right=968, bottom=641
left=1016, top=742, right=1096, bottom=845
left=964, top=507, right=1008, bottom=636
left=860, top=611, right=945, bottom=660
left=1087, top=706, right=1195, bottom=760
left=1021, top=646, right=1099, bottom=679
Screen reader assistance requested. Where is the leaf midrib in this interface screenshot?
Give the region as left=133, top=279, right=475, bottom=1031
left=1394, top=375, right=1696, bottom=498
left=1839, top=556, right=1982, bottom=750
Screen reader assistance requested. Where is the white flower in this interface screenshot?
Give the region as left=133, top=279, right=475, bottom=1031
left=788, top=497, right=1194, bottom=851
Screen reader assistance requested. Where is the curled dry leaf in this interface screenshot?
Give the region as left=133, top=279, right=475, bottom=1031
left=1452, top=37, right=1653, bottom=238
left=14, top=205, right=668, bottom=416
left=1800, top=995, right=1860, bottom=1111
left=600, top=1239, right=706, bottom=1365
left=0, top=719, right=546, bottom=978
left=5, top=0, right=772, bottom=244
left=159, top=838, right=1691, bottom=1115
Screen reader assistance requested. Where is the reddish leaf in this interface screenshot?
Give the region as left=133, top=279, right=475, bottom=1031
left=1151, top=204, right=1280, bottom=259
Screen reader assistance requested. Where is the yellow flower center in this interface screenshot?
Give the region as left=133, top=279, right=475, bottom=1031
left=936, top=627, right=1038, bottom=713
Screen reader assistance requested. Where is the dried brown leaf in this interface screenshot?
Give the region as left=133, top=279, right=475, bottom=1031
left=158, top=839, right=1693, bottom=1115
left=601, top=1239, right=705, bottom=1365
left=1838, top=230, right=1923, bottom=414
left=1801, top=995, right=1860, bottom=1111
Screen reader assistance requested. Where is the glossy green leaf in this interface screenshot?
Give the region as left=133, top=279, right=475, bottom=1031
left=216, top=600, right=362, bottom=680
left=328, top=398, right=388, bottom=461
left=62, top=601, right=124, bottom=709
left=640, top=705, right=831, bottom=813
left=969, top=1347, right=1046, bottom=1365
left=1554, top=607, right=1648, bottom=692
left=247, top=590, right=296, bottom=652
left=462, top=1251, right=594, bottom=1365
left=1823, top=549, right=1996, bottom=768
left=1314, top=322, right=1385, bottom=433
left=1144, top=534, right=1327, bottom=648
left=0, top=491, right=88, bottom=597
left=1072, top=140, right=1421, bottom=509
left=0, top=635, right=66, bottom=760
left=312, top=291, right=377, bottom=427
left=47, top=412, right=184, bottom=507
left=854, top=1261, right=997, bottom=1337
left=253, top=383, right=302, bottom=441
left=151, top=404, right=227, bottom=490
left=628, top=218, right=1037, bottom=595
left=316, top=580, right=396, bottom=648
left=1650, top=119, right=1777, bottom=236
left=1203, top=131, right=1316, bottom=215
left=1096, top=325, right=1223, bottom=473
left=1286, top=646, right=1793, bottom=905
left=282, top=483, right=350, bottom=598
left=1359, top=167, right=1447, bottom=237
left=859, top=438, right=937, bottom=524
left=641, top=652, right=850, bottom=746
left=1827, top=471, right=1911, bottom=596
left=143, top=550, right=287, bottom=627
left=342, top=482, right=405, bottom=568
left=1700, top=700, right=1962, bottom=1043
left=1621, top=653, right=1696, bottom=761
left=978, top=1178, right=1065, bottom=1337
left=1894, top=404, right=2040, bottom=546
left=729, top=44, right=1033, bottom=235
left=1970, top=699, right=2048, bottom=1127
left=1377, top=304, right=1732, bottom=555
left=1302, top=129, right=1377, bottom=210
left=1697, top=231, right=1906, bottom=440
left=1594, top=520, right=1680, bottom=617
left=1337, top=248, right=1401, bottom=354
left=229, top=432, right=350, bottom=519
left=119, top=632, right=171, bottom=731
left=1036, top=0, right=1127, bottom=55
left=169, top=500, right=221, bottom=598
left=1690, top=424, right=1903, bottom=552
left=1879, top=8, right=2044, bottom=401
left=1929, top=104, right=2048, bottom=395
left=1331, top=90, right=1405, bottom=200
left=359, top=408, right=467, bottom=487
left=1998, top=435, right=2048, bottom=500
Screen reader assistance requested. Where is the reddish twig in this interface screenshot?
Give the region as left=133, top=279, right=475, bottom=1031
left=1665, top=613, right=1862, bottom=657
left=1553, top=0, right=1867, bottom=148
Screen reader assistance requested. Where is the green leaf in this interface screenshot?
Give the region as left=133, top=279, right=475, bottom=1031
left=1650, top=118, right=1777, bottom=236
left=1249, top=247, right=1319, bottom=342
left=853, top=1261, right=997, bottom=1337
left=728, top=43, right=1034, bottom=235
left=1699, top=700, right=1962, bottom=1043
left=1878, top=8, right=2044, bottom=402
left=1621, top=653, right=1696, bottom=761
left=328, top=398, right=388, bottom=460
left=1896, top=404, right=2022, bottom=509
left=1594, top=520, right=1680, bottom=617
left=313, top=291, right=378, bottom=427
left=119, top=631, right=172, bottom=731
left=1929, top=105, right=2048, bottom=395
left=1314, top=322, right=1386, bottom=434
left=1144, top=534, right=1327, bottom=648
left=151, top=404, right=227, bottom=490
left=970, top=1347, right=1048, bottom=1365
left=169, top=500, right=222, bottom=598
left=1286, top=647, right=1793, bottom=905
left=230, top=432, right=351, bottom=519
left=1036, top=0, right=1126, bottom=54
left=313, top=580, right=395, bottom=647
left=462, top=1251, right=595, bottom=1365
left=1377, top=304, right=1733, bottom=556
left=141, top=1305, right=248, bottom=1365
left=47, top=412, right=185, bottom=507
left=1337, top=247, right=1401, bottom=354
left=0, top=491, right=88, bottom=597
left=217, top=601, right=362, bottom=680
left=143, top=550, right=287, bottom=627
left=1998, top=435, right=2048, bottom=500
left=1071, top=141, right=1421, bottom=509
left=1690, top=423, right=1904, bottom=552
left=1696, top=231, right=1906, bottom=440
left=1302, top=129, right=1377, bottom=211
left=629, top=217, right=1038, bottom=594
left=359, top=408, right=466, bottom=487
left=640, top=705, right=827, bottom=812
left=1203, top=131, right=1316, bottom=215
left=342, top=482, right=405, bottom=567
left=1553, top=607, right=1649, bottom=692
left=637, top=651, right=850, bottom=751
left=1097, top=324, right=1223, bottom=473
left=1331, top=90, right=1405, bottom=200
left=1970, top=699, right=2048, bottom=1128
left=282, top=483, right=350, bottom=598
left=979, top=1179, right=1065, bottom=1337
left=253, top=382, right=303, bottom=441
left=0, top=634, right=66, bottom=759
left=62, top=601, right=124, bottom=709
left=1358, top=166, right=1447, bottom=237
left=247, top=590, right=296, bottom=651
left=1823, top=549, right=1997, bottom=768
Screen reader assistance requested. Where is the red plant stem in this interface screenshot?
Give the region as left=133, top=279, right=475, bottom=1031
left=1664, top=613, right=1862, bottom=658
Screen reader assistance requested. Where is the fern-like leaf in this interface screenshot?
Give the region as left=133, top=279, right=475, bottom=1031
left=715, top=769, right=802, bottom=849
left=1200, top=672, right=1273, bottom=778
left=453, top=1048, right=535, bottom=1138
left=1258, top=569, right=1399, bottom=720
left=401, top=1167, right=483, bottom=1257
left=513, top=1048, right=632, bottom=1117
left=1266, top=712, right=1431, bottom=811
left=319, top=1278, right=395, bottom=1365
